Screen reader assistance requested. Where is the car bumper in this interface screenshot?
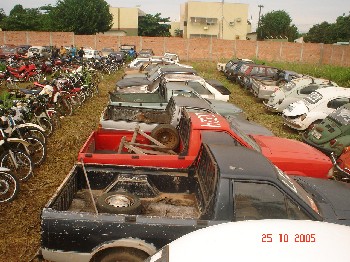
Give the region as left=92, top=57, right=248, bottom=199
left=282, top=115, right=307, bottom=130
left=330, top=153, right=350, bottom=181
left=263, top=101, right=281, bottom=113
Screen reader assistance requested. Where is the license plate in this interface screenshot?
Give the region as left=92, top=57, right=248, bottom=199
left=311, top=129, right=322, bottom=139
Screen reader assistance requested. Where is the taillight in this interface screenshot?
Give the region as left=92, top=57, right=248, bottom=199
left=342, top=146, right=350, bottom=154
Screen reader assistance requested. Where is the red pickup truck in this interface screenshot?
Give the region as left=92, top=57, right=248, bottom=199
left=79, top=111, right=334, bottom=179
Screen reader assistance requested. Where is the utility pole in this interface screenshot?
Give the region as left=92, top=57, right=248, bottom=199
left=221, top=0, right=224, bottom=39
left=258, top=5, right=264, bottom=39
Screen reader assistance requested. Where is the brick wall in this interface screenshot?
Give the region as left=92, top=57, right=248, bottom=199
left=1, top=31, right=349, bottom=66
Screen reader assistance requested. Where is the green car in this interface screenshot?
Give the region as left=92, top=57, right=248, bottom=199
left=302, top=103, right=350, bottom=157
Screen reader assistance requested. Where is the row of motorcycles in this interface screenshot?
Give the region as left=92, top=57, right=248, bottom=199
left=0, top=56, right=122, bottom=203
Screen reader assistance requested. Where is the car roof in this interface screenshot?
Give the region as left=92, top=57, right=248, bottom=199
left=312, top=86, right=350, bottom=98
left=206, top=143, right=278, bottom=179
left=163, top=74, right=203, bottom=81
left=171, top=96, right=213, bottom=110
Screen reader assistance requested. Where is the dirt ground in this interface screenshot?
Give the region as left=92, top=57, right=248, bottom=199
left=0, top=72, right=122, bottom=262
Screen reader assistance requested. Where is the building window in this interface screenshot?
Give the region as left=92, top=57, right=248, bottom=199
left=189, top=34, right=218, bottom=39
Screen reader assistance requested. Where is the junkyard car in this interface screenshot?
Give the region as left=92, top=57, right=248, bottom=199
left=116, top=65, right=197, bottom=93
left=282, top=87, right=350, bottom=131
left=138, top=49, right=155, bottom=58
left=160, top=74, right=231, bottom=101
left=302, top=103, right=350, bottom=157
left=250, top=70, right=303, bottom=100
left=100, top=47, right=115, bottom=57
left=225, top=59, right=254, bottom=81
left=332, top=147, right=350, bottom=180
left=264, top=77, right=338, bottom=113
left=236, top=64, right=279, bottom=90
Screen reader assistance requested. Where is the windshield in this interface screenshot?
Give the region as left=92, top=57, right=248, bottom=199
left=276, top=168, right=320, bottom=214
left=229, top=124, right=261, bottom=152
left=329, top=106, right=350, bottom=126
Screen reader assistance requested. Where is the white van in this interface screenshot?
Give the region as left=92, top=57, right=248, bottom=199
left=84, top=49, right=101, bottom=60
left=27, top=46, right=51, bottom=58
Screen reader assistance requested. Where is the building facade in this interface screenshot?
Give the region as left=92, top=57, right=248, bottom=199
left=180, top=1, right=249, bottom=40
left=106, top=7, right=141, bottom=36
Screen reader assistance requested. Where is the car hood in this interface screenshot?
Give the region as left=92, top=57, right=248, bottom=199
left=252, top=135, right=329, bottom=160
left=116, top=77, right=152, bottom=88
left=283, top=100, right=309, bottom=117
left=251, top=135, right=332, bottom=178
left=306, top=118, right=343, bottom=144
left=266, top=90, right=285, bottom=106
left=295, top=177, right=350, bottom=225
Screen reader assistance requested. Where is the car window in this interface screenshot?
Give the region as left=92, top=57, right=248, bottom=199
left=234, top=181, right=311, bottom=221
left=327, top=98, right=350, bottom=109
left=299, top=84, right=319, bottom=95
left=229, top=124, right=261, bottom=152
left=329, top=106, right=350, bottom=125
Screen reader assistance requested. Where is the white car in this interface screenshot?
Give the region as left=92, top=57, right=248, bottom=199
left=84, top=49, right=101, bottom=60
left=282, top=87, right=350, bottom=131
left=161, top=74, right=231, bottom=101
left=264, top=77, right=338, bottom=113
left=145, top=220, right=350, bottom=262
left=250, top=71, right=303, bottom=100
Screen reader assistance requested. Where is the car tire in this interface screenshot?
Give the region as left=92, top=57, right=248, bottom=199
left=150, top=124, right=179, bottom=150
left=96, top=192, right=142, bottom=215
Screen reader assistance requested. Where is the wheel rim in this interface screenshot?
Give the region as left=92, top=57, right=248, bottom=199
left=0, top=173, right=17, bottom=202
left=1, top=151, right=33, bottom=181
left=0, top=179, right=10, bottom=195
left=157, top=131, right=176, bottom=145
left=105, top=194, right=134, bottom=208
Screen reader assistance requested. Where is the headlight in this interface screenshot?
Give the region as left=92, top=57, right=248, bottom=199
left=300, top=113, right=307, bottom=121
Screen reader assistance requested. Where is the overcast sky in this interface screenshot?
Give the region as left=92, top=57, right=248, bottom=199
left=1, top=0, right=349, bottom=33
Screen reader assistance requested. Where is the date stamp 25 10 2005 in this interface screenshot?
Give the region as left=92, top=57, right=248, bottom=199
left=262, top=233, right=316, bottom=243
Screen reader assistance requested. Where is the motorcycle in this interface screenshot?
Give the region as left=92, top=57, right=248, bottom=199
left=0, top=167, right=19, bottom=203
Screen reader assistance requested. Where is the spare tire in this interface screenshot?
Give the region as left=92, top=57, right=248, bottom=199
left=150, top=124, right=179, bottom=150
left=96, top=192, right=142, bottom=214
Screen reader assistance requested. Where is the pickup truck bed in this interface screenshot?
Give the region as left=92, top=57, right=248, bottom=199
left=68, top=189, right=199, bottom=219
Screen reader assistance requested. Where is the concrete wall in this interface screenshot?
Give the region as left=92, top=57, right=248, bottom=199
left=1, top=31, right=349, bottom=67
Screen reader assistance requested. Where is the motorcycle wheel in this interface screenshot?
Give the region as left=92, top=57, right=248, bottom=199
left=0, top=171, right=20, bottom=203
left=38, top=117, right=54, bottom=137
left=0, top=149, right=33, bottom=182
left=16, top=137, right=47, bottom=167
left=18, top=126, right=47, bottom=145
left=56, top=97, right=73, bottom=116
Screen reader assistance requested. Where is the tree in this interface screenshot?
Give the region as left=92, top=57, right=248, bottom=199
left=256, top=10, right=299, bottom=42
left=0, top=8, right=6, bottom=28
left=304, top=22, right=333, bottom=43
left=138, top=13, right=171, bottom=37
left=1, top=5, right=46, bottom=31
left=304, top=12, right=350, bottom=43
left=48, top=0, right=113, bottom=34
